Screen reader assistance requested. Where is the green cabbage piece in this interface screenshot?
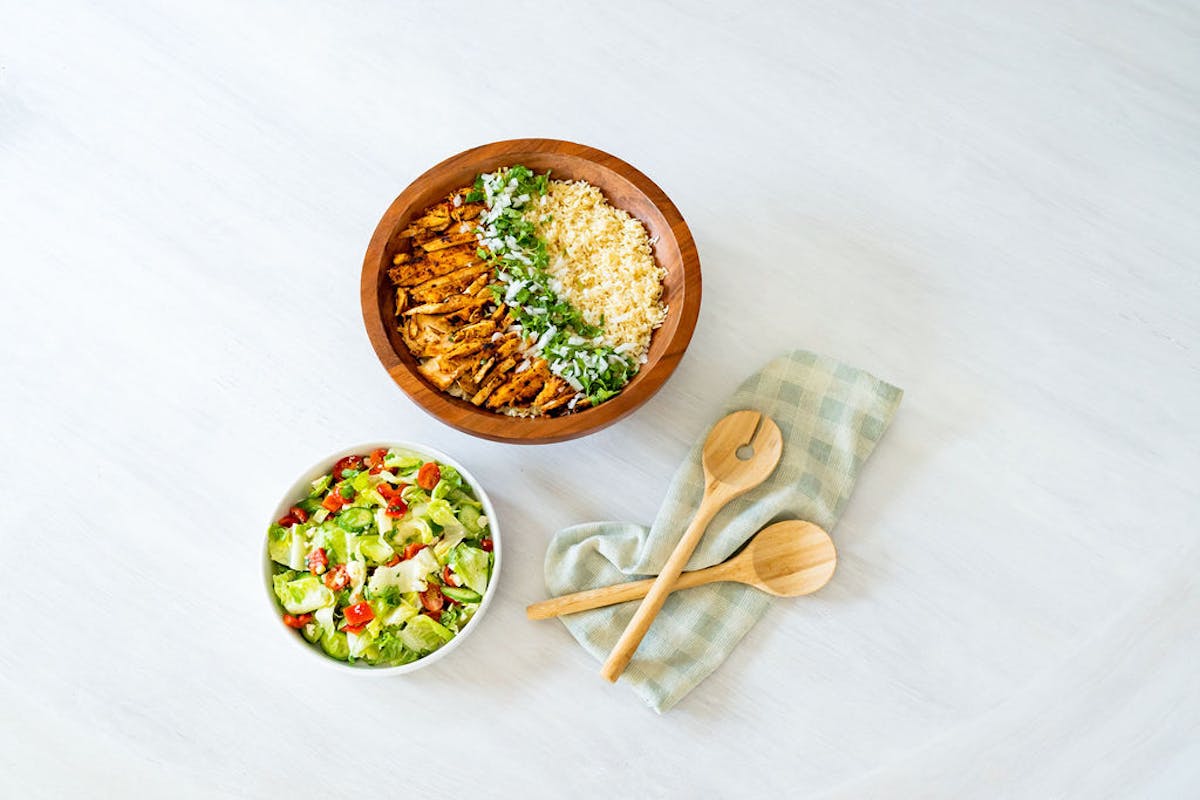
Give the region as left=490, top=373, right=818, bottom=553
left=390, top=517, right=432, bottom=546
left=384, top=451, right=424, bottom=479
left=268, top=525, right=312, bottom=570
left=313, top=606, right=336, bottom=637
left=267, top=524, right=292, bottom=566
left=375, top=630, right=419, bottom=665
left=425, top=499, right=459, bottom=528
left=456, top=602, right=478, bottom=628
left=345, top=560, right=368, bottom=594
left=382, top=601, right=418, bottom=627
left=346, top=627, right=379, bottom=660
left=398, top=614, right=454, bottom=654
left=438, top=604, right=464, bottom=633
left=439, top=464, right=463, bottom=487
left=312, top=523, right=345, bottom=561
left=288, top=530, right=311, bottom=570
left=272, top=572, right=334, bottom=614
left=359, top=535, right=395, bottom=564
left=433, top=529, right=466, bottom=563
left=449, top=544, right=490, bottom=595
left=401, top=485, right=429, bottom=506
left=457, top=505, right=483, bottom=536
left=367, top=547, right=439, bottom=594
left=430, top=467, right=463, bottom=501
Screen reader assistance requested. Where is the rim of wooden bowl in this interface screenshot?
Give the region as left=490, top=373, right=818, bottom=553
left=360, top=138, right=701, bottom=444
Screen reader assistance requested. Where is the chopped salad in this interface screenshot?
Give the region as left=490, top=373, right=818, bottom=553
left=267, top=447, right=494, bottom=666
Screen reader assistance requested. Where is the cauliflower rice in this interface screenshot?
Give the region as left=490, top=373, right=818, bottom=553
left=531, top=180, right=667, bottom=357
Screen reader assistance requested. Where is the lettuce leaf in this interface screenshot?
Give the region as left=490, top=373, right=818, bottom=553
left=375, top=630, right=420, bottom=665
left=358, top=535, right=395, bottom=565
left=366, top=547, right=439, bottom=594
left=398, top=614, right=454, bottom=654
left=272, top=572, right=334, bottom=614
left=449, top=544, right=490, bottom=595
left=425, top=499, right=459, bottom=528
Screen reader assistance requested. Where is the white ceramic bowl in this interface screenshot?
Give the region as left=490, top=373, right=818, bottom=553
left=262, top=441, right=501, bottom=675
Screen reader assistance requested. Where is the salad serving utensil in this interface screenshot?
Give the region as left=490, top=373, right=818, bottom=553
left=599, top=410, right=784, bottom=682
left=526, top=520, right=836, bottom=620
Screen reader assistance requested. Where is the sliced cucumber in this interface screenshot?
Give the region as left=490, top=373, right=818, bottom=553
left=321, top=631, right=350, bottom=660
left=441, top=585, right=482, bottom=604
left=336, top=507, right=373, bottom=532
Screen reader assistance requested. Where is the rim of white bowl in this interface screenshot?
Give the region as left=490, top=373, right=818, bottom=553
left=262, top=441, right=501, bottom=676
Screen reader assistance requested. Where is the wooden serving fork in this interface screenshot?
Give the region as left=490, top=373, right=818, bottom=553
left=599, top=410, right=784, bottom=682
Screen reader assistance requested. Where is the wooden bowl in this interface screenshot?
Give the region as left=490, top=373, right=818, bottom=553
left=360, top=139, right=702, bottom=444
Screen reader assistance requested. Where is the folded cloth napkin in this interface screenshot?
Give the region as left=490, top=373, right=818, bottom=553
left=544, top=350, right=903, bottom=712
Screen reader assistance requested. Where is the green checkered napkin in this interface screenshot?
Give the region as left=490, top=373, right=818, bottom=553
left=544, top=350, right=903, bottom=712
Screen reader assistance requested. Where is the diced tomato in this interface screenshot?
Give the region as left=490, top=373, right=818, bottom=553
left=331, top=455, right=366, bottom=481
left=277, top=513, right=298, bottom=527
left=419, top=585, right=444, bottom=614
left=323, top=564, right=350, bottom=591
left=306, top=547, right=328, bottom=575
left=344, top=602, right=374, bottom=627
left=321, top=492, right=345, bottom=512
left=442, top=566, right=458, bottom=587
left=385, top=502, right=407, bottom=519
left=377, top=482, right=402, bottom=503
left=480, top=538, right=494, bottom=552
left=416, top=462, right=441, bottom=491
left=282, top=613, right=312, bottom=629
left=384, top=553, right=401, bottom=567
left=403, top=542, right=427, bottom=561
left=344, top=622, right=368, bottom=635
left=367, top=448, right=388, bottom=469
left=289, top=505, right=309, bottom=523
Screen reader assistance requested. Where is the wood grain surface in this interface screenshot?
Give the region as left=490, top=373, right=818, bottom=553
left=600, top=410, right=782, bottom=681
left=526, top=521, right=837, bottom=619
left=361, top=139, right=702, bottom=443
left=1, top=1, right=1198, bottom=798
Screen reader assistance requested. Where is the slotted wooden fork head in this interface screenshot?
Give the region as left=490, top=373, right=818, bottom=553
left=701, top=410, right=784, bottom=496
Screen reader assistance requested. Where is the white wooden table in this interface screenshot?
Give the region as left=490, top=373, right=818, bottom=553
left=2, top=2, right=1197, bottom=797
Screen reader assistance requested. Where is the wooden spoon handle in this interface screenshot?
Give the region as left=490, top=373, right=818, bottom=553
left=526, top=565, right=726, bottom=620
left=599, top=492, right=725, bottom=682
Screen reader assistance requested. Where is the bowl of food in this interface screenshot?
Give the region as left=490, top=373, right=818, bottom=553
left=263, top=442, right=499, bottom=674
left=361, top=138, right=702, bottom=444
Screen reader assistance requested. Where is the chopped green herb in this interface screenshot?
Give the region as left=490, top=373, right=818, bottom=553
left=472, top=165, right=638, bottom=406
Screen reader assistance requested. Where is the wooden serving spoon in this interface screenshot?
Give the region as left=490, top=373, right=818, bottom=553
left=526, top=521, right=836, bottom=620
left=600, top=410, right=784, bottom=682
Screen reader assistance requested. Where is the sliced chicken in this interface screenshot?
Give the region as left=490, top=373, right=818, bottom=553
left=387, top=186, right=612, bottom=416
